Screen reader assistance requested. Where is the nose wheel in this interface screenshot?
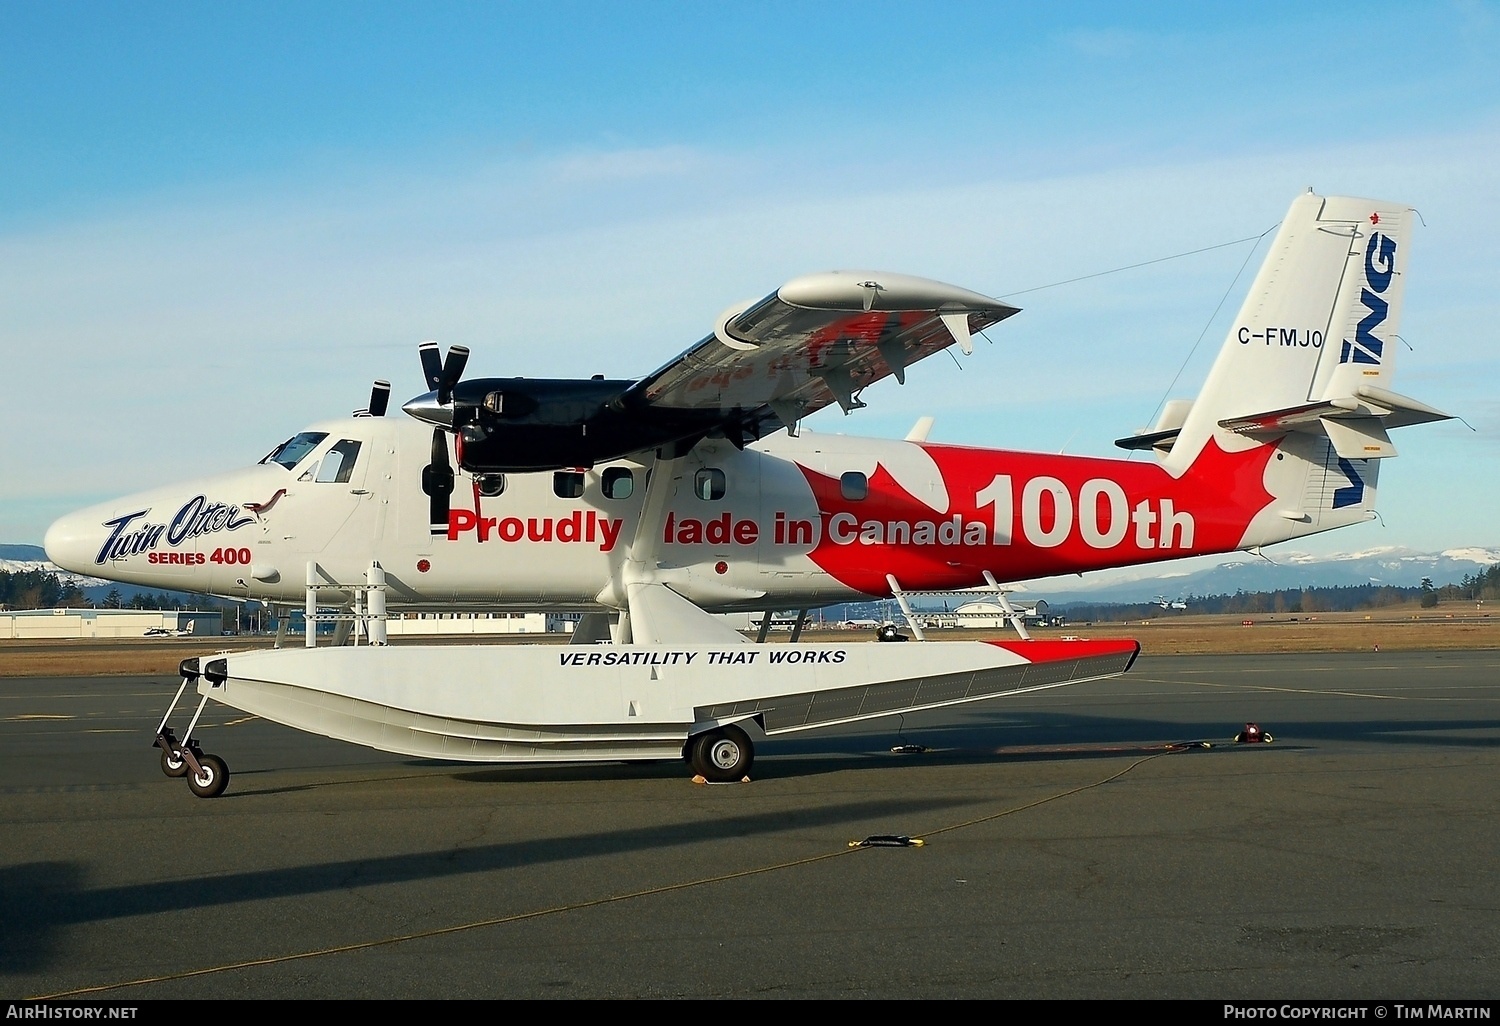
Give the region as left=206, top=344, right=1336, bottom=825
left=153, top=660, right=231, bottom=798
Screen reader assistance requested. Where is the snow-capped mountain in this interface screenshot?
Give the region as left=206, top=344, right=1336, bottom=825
left=0, top=544, right=109, bottom=587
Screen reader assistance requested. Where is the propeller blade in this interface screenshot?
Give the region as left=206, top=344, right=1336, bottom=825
left=438, top=344, right=469, bottom=405
left=421, top=428, right=455, bottom=537
left=419, top=341, right=443, bottom=392
left=442, top=345, right=469, bottom=387
left=368, top=380, right=391, bottom=418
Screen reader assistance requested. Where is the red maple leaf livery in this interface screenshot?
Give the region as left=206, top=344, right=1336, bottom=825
left=797, top=439, right=1277, bottom=594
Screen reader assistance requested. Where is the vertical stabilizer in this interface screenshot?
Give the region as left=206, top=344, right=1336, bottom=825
left=1153, top=192, right=1437, bottom=550
left=1165, top=192, right=1413, bottom=474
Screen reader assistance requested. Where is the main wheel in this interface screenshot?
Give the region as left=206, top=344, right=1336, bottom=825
left=186, top=753, right=230, bottom=798
left=690, top=725, right=754, bottom=783
left=160, top=746, right=189, bottom=778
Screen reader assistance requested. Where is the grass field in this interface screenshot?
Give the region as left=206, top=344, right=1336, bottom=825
left=1, top=605, right=1494, bottom=677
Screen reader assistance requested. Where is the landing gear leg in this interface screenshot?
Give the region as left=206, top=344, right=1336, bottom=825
left=153, top=663, right=195, bottom=777
left=688, top=724, right=754, bottom=783
left=153, top=659, right=231, bottom=798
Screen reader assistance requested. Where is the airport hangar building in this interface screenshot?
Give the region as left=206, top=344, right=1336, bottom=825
left=0, top=608, right=222, bottom=639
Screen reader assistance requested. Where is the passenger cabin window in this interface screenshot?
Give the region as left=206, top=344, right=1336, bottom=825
left=553, top=471, right=584, bottom=499
left=602, top=468, right=634, bottom=500
left=314, top=440, right=362, bottom=483
left=840, top=471, right=868, bottom=501
left=695, top=468, right=725, bottom=501
left=476, top=473, right=506, bottom=497
left=261, top=432, right=328, bottom=470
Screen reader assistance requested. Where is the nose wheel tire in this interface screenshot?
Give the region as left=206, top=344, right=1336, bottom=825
left=160, top=747, right=189, bottom=778
left=187, top=753, right=230, bottom=798
left=689, top=725, right=754, bottom=782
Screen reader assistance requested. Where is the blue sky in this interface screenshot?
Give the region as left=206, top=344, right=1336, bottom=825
left=3, top=2, right=1497, bottom=566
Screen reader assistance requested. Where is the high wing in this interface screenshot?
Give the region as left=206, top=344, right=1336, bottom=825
left=403, top=270, right=1018, bottom=472
left=621, top=270, right=1020, bottom=441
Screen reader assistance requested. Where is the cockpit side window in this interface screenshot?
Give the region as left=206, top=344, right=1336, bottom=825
left=314, top=440, right=362, bottom=484
left=261, top=432, right=329, bottom=470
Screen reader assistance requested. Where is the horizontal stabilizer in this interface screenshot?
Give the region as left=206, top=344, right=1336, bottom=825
left=1114, top=426, right=1182, bottom=453
left=1115, top=398, right=1193, bottom=453
left=1216, top=386, right=1451, bottom=459
left=1353, top=385, right=1453, bottom=428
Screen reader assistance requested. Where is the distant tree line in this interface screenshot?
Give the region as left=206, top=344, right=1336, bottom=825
left=1, top=570, right=197, bottom=612
left=0, top=569, right=87, bottom=610
left=1058, top=576, right=1499, bottom=622
left=1440, top=563, right=1500, bottom=603
left=98, top=588, right=192, bottom=611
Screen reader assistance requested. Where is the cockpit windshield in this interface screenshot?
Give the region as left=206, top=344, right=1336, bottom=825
left=260, top=432, right=329, bottom=470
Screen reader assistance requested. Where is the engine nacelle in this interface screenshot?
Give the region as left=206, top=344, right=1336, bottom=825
left=409, top=377, right=726, bottom=472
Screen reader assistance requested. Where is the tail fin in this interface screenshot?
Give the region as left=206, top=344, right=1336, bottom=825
left=1136, top=191, right=1450, bottom=544
left=1164, top=192, right=1422, bottom=467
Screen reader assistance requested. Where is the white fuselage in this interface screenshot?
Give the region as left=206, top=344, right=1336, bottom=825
left=46, top=417, right=932, bottom=612
left=44, top=411, right=1349, bottom=616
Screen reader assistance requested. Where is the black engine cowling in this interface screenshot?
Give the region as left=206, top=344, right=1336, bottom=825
left=421, top=377, right=726, bottom=472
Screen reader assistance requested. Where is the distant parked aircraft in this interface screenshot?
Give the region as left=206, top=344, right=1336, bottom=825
left=144, top=619, right=195, bottom=637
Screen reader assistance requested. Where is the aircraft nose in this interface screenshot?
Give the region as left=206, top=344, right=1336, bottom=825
left=44, top=510, right=100, bottom=575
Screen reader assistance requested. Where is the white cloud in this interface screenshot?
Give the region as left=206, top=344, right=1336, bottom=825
left=1060, top=27, right=1153, bottom=59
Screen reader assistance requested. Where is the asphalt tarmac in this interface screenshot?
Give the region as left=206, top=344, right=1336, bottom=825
left=1, top=650, right=1497, bottom=1000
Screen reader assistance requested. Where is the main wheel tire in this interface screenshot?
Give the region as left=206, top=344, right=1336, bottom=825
left=187, top=753, right=230, bottom=798
left=690, top=725, right=754, bottom=783
left=160, top=746, right=189, bottom=778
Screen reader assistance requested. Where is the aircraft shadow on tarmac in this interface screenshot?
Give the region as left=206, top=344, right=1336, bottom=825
left=8, top=706, right=1495, bottom=976
left=0, top=794, right=970, bottom=976
left=746, top=712, right=1497, bottom=776
left=782, top=707, right=1500, bottom=755
left=438, top=706, right=1500, bottom=786
left=194, top=702, right=1500, bottom=792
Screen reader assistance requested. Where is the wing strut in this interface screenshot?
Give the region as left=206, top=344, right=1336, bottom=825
left=885, top=574, right=927, bottom=642
left=982, top=571, right=1032, bottom=641
left=788, top=608, right=810, bottom=643
left=608, top=448, right=750, bottom=647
